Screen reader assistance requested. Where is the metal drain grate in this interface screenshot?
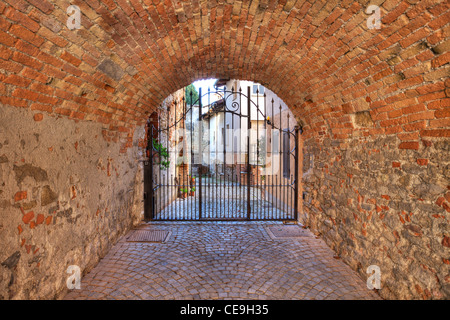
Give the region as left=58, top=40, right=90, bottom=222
left=127, top=230, right=170, bottom=243
left=265, top=225, right=312, bottom=239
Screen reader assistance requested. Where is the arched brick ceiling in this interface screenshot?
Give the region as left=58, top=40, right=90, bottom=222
left=0, top=0, right=448, bottom=141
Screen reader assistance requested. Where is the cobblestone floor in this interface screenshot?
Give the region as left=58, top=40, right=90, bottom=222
left=64, top=222, right=380, bottom=300
left=157, top=199, right=292, bottom=220
left=155, top=177, right=295, bottom=220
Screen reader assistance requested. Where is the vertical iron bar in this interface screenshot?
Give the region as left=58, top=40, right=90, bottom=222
left=188, top=93, right=193, bottom=221
left=157, top=114, right=162, bottom=220
left=218, top=112, right=221, bottom=220
left=170, top=174, right=173, bottom=220
left=275, top=175, right=278, bottom=220
left=279, top=104, right=282, bottom=220
left=171, top=174, right=173, bottom=220
left=264, top=93, right=266, bottom=219
left=215, top=96, right=219, bottom=219
left=198, top=88, right=203, bottom=220
left=293, top=173, right=296, bottom=219
left=173, top=174, right=176, bottom=220
left=256, top=88, right=259, bottom=220
left=239, top=86, right=244, bottom=219
left=206, top=102, right=209, bottom=220
left=167, top=106, right=170, bottom=219
left=148, top=124, right=154, bottom=221
left=175, top=100, right=178, bottom=220
left=285, top=115, right=289, bottom=220
left=163, top=173, right=167, bottom=220
left=269, top=175, right=272, bottom=220
left=232, top=88, right=235, bottom=218
left=219, top=166, right=223, bottom=219
left=185, top=171, right=187, bottom=220
left=178, top=174, right=181, bottom=221
left=271, top=98, right=274, bottom=220
left=173, top=174, right=175, bottom=221
left=246, top=86, right=251, bottom=220
left=212, top=98, right=215, bottom=219
left=223, top=86, right=227, bottom=219
left=294, top=125, right=299, bottom=221
left=184, top=172, right=187, bottom=221
left=194, top=100, right=197, bottom=220
left=158, top=115, right=162, bottom=220
left=159, top=117, right=163, bottom=220
left=239, top=86, right=242, bottom=219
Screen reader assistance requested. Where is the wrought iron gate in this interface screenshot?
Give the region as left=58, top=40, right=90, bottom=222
left=144, top=85, right=301, bottom=221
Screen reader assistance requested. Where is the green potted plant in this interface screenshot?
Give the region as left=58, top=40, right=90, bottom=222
left=152, top=138, right=170, bottom=170
left=189, top=187, right=196, bottom=196
left=181, top=188, right=189, bottom=198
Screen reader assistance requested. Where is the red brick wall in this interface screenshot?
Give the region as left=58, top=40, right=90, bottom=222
left=0, top=1, right=448, bottom=144
left=0, top=0, right=448, bottom=300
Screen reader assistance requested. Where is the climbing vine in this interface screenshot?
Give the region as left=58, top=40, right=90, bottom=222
left=153, top=139, right=170, bottom=170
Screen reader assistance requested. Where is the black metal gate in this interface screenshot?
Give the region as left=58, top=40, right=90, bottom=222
left=144, top=85, right=301, bottom=221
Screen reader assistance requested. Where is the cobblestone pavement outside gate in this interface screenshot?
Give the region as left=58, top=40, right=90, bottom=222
left=64, top=222, right=380, bottom=300
left=154, top=177, right=295, bottom=220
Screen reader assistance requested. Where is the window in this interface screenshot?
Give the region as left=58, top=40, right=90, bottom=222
left=252, top=84, right=265, bottom=95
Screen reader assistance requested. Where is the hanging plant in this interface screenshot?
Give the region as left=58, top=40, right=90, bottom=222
left=153, top=138, right=170, bottom=170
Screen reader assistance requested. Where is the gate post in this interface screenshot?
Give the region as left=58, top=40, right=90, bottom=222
left=294, top=125, right=300, bottom=221
left=144, top=124, right=154, bottom=221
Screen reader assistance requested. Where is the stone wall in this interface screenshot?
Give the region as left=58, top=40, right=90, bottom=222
left=0, top=106, right=144, bottom=299
left=301, top=134, right=449, bottom=299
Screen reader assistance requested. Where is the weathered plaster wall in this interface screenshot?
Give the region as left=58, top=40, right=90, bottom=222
left=301, top=135, right=449, bottom=300
left=0, top=106, right=144, bottom=299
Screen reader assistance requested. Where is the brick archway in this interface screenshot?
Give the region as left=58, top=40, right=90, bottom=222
left=1, top=1, right=447, bottom=141
left=0, top=0, right=448, bottom=300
